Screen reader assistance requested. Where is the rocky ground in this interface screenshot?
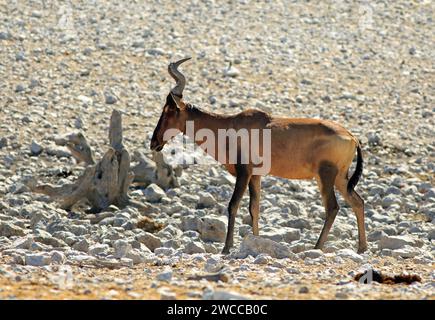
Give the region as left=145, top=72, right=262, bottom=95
left=0, top=0, right=434, bottom=300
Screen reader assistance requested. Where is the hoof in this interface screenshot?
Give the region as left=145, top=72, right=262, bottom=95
left=357, top=245, right=368, bottom=254
left=313, top=244, right=323, bottom=251
left=221, top=247, right=230, bottom=255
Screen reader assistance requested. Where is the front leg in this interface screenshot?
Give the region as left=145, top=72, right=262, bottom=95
left=222, top=164, right=251, bottom=254
left=249, top=175, right=261, bottom=236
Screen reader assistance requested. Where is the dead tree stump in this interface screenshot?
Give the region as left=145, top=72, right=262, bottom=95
left=131, top=150, right=182, bottom=189
left=29, top=110, right=150, bottom=213
left=54, top=132, right=95, bottom=165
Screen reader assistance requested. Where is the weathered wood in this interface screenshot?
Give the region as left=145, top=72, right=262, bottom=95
left=88, top=148, right=119, bottom=212
left=29, top=110, right=145, bottom=213
left=56, top=132, right=95, bottom=165
left=28, top=180, right=76, bottom=198
left=131, top=149, right=184, bottom=190
left=109, top=109, right=123, bottom=152
left=29, top=109, right=181, bottom=214
left=153, top=151, right=181, bottom=189
left=60, top=166, right=96, bottom=210
left=131, top=150, right=156, bottom=184
left=131, top=152, right=180, bottom=187
left=116, top=149, right=132, bottom=207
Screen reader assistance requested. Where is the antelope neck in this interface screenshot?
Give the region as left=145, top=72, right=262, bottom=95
left=184, top=104, right=230, bottom=139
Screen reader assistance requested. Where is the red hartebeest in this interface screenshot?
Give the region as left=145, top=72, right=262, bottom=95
left=150, top=58, right=367, bottom=254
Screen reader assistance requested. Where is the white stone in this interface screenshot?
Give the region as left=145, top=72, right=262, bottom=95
left=198, top=192, right=217, bottom=208
left=143, top=184, right=166, bottom=203
left=253, top=254, right=272, bottom=265
left=337, top=249, right=364, bottom=263
left=204, top=257, right=223, bottom=273
left=89, top=243, right=110, bottom=256
left=200, top=216, right=227, bottom=242
left=0, top=221, right=25, bottom=237
left=223, top=66, right=240, bottom=77
left=302, top=249, right=324, bottom=259
left=180, top=215, right=202, bottom=232
left=113, top=239, right=132, bottom=258
left=392, top=246, right=419, bottom=259
left=159, top=288, right=176, bottom=300
left=51, top=251, right=66, bottom=264
left=30, top=141, right=43, bottom=156
left=154, top=247, right=176, bottom=256
left=261, top=227, right=301, bottom=243
left=156, top=268, right=173, bottom=282
left=104, top=93, right=118, bottom=104
left=237, top=234, right=295, bottom=259
left=184, top=241, right=206, bottom=254
left=378, top=235, right=423, bottom=250
left=136, top=232, right=162, bottom=251
left=126, top=248, right=147, bottom=264
left=25, top=253, right=52, bottom=266
left=72, top=239, right=90, bottom=252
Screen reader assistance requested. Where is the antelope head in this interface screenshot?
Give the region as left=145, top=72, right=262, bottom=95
left=150, top=57, right=191, bottom=152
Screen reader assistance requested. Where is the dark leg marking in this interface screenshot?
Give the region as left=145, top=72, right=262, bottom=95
left=249, top=175, right=261, bottom=236
left=314, top=162, right=339, bottom=250
left=222, top=164, right=251, bottom=254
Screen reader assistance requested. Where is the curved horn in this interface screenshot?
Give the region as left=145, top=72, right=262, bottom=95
left=168, top=57, right=191, bottom=97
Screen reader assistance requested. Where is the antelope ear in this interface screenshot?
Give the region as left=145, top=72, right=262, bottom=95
left=166, top=93, right=180, bottom=110
left=169, top=93, right=186, bottom=110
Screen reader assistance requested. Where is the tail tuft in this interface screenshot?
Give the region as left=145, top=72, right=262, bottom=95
left=347, top=143, right=363, bottom=193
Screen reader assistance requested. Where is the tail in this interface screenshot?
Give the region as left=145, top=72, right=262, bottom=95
left=347, top=143, right=363, bottom=193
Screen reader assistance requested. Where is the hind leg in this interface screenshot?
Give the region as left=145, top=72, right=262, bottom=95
left=336, top=176, right=367, bottom=253
left=249, top=175, right=261, bottom=236
left=222, top=164, right=251, bottom=254
left=314, top=162, right=339, bottom=250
